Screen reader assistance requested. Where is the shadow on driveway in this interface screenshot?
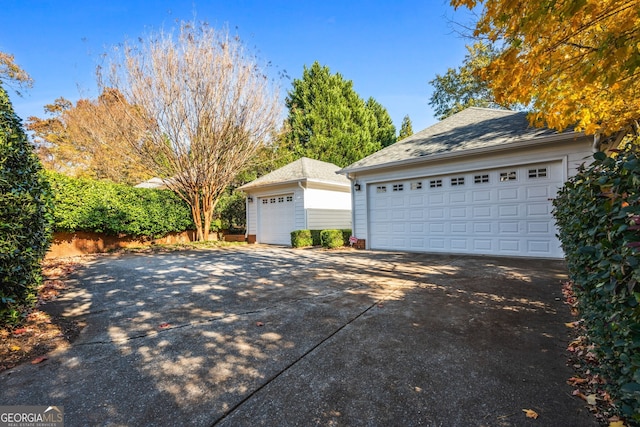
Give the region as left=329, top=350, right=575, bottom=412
left=0, top=246, right=597, bottom=426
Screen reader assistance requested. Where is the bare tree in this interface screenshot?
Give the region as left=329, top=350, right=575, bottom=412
left=98, top=22, right=281, bottom=241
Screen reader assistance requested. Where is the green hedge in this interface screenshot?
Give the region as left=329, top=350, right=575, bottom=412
left=48, top=172, right=194, bottom=238
left=291, top=229, right=352, bottom=248
left=320, top=229, right=345, bottom=249
left=291, top=229, right=313, bottom=247
left=1, top=86, right=53, bottom=326
left=553, top=147, right=640, bottom=422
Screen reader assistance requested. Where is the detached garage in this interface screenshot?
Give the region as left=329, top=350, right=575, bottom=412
left=339, top=108, right=595, bottom=258
left=239, top=157, right=351, bottom=245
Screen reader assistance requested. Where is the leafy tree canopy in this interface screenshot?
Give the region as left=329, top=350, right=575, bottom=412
left=285, top=61, right=396, bottom=167
left=428, top=41, right=511, bottom=120
left=27, top=90, right=151, bottom=185
left=451, top=0, right=640, bottom=139
left=0, top=52, right=32, bottom=95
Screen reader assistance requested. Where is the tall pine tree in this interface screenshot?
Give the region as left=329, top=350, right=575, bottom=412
left=398, top=115, right=414, bottom=140
left=285, top=61, right=395, bottom=167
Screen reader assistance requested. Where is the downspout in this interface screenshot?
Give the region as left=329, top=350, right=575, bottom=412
left=245, top=194, right=250, bottom=240
left=592, top=133, right=600, bottom=153
left=298, top=182, right=307, bottom=229
left=347, top=173, right=357, bottom=238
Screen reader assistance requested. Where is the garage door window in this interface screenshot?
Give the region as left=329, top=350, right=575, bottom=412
left=430, top=179, right=443, bottom=188
left=286, top=195, right=293, bottom=202
left=376, top=186, right=387, bottom=193
left=474, top=174, right=489, bottom=184
left=528, top=168, right=548, bottom=178
left=451, top=177, right=465, bottom=186
left=500, top=171, right=517, bottom=182
left=393, top=184, right=404, bottom=192
left=411, top=181, right=422, bottom=190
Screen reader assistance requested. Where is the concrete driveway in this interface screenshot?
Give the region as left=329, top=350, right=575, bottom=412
left=0, top=246, right=596, bottom=426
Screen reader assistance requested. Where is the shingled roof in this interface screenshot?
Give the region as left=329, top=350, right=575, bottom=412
left=239, top=157, right=349, bottom=190
left=341, top=107, right=577, bottom=173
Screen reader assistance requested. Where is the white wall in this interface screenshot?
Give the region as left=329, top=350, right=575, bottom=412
left=304, top=187, right=351, bottom=210
left=306, top=209, right=352, bottom=230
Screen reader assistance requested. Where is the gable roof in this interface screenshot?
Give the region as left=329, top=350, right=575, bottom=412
left=341, top=107, right=580, bottom=174
left=239, top=157, right=350, bottom=191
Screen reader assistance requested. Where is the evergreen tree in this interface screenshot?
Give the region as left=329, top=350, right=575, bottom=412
left=366, top=97, right=396, bottom=148
left=428, top=42, right=510, bottom=120
left=398, top=115, right=414, bottom=140
left=0, top=84, right=52, bottom=325
left=285, top=62, right=394, bottom=167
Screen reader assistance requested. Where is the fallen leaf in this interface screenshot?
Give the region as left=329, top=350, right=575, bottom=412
left=564, top=321, right=579, bottom=328
left=608, top=421, right=625, bottom=427
left=13, top=328, right=27, bottom=336
left=523, top=409, right=539, bottom=419
left=158, top=323, right=170, bottom=329
left=585, top=394, right=597, bottom=405
left=31, top=356, right=48, bottom=364
left=9, top=345, right=21, bottom=352
left=255, top=321, right=264, bottom=327
left=567, top=377, right=588, bottom=385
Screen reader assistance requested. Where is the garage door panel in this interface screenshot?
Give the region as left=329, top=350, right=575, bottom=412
left=499, top=222, right=519, bottom=233
left=498, top=188, right=519, bottom=200
left=473, top=190, right=492, bottom=202
left=527, top=186, right=550, bottom=199
left=499, top=240, right=520, bottom=252
left=527, top=203, right=549, bottom=216
left=428, top=193, right=445, bottom=204
left=450, top=192, right=467, bottom=203
left=473, top=206, right=492, bottom=217
left=368, top=162, right=563, bottom=257
left=450, top=207, right=467, bottom=218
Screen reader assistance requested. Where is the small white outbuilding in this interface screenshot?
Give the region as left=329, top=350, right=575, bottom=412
left=239, top=157, right=351, bottom=245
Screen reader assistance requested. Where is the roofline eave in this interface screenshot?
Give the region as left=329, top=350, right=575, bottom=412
left=339, top=131, right=585, bottom=175
left=238, top=177, right=350, bottom=192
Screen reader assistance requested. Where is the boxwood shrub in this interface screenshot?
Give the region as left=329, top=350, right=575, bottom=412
left=291, top=229, right=313, bottom=247
left=320, top=229, right=344, bottom=249
left=48, top=172, right=194, bottom=238
left=553, top=146, right=640, bottom=422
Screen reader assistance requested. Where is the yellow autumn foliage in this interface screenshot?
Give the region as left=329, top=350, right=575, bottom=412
left=451, top=0, right=640, bottom=137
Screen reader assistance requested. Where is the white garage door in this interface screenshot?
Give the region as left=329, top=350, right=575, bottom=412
left=368, top=162, right=563, bottom=258
left=258, top=194, right=295, bottom=245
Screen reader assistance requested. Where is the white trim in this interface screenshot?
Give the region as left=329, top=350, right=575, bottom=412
left=339, top=132, right=583, bottom=175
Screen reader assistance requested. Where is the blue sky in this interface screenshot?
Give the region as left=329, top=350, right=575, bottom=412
left=2, top=0, right=477, bottom=133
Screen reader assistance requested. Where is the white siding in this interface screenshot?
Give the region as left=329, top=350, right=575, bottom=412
left=304, top=187, right=351, bottom=210
left=307, top=209, right=352, bottom=230
left=246, top=197, right=258, bottom=235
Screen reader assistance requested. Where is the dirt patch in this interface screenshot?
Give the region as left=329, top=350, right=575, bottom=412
left=0, top=258, right=86, bottom=372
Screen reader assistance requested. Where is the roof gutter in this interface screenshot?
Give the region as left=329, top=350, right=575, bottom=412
left=339, top=131, right=585, bottom=175
left=238, top=177, right=350, bottom=191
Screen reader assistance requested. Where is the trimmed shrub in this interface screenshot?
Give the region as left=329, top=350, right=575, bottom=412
left=0, top=85, right=53, bottom=326
left=553, top=147, right=640, bottom=422
left=341, top=229, right=352, bottom=246
left=310, top=229, right=322, bottom=246
left=291, top=229, right=313, bottom=248
left=48, top=172, right=194, bottom=238
left=320, top=229, right=344, bottom=249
